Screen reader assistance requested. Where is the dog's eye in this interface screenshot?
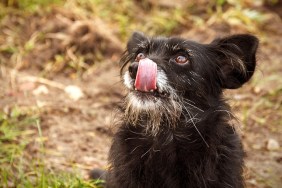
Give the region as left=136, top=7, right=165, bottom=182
left=135, top=53, right=146, bottom=62
left=175, top=55, right=189, bottom=64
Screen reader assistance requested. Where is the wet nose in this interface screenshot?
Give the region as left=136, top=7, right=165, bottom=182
left=128, top=62, right=139, bottom=79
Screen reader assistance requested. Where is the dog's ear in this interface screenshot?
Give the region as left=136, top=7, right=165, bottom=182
left=211, top=34, right=259, bottom=89
left=127, top=32, right=147, bottom=52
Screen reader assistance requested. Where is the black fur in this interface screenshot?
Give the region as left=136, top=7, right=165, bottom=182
left=103, top=32, right=258, bottom=188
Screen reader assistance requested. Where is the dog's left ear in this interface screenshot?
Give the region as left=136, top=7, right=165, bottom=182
left=211, top=34, right=259, bottom=89
left=127, top=32, right=148, bottom=53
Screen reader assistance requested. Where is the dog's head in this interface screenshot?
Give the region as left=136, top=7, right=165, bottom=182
left=121, top=32, right=258, bottom=135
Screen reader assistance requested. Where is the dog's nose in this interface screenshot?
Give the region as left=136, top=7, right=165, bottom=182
left=129, top=62, right=138, bottom=79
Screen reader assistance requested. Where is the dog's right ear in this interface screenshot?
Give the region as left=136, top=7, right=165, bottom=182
left=127, top=32, right=148, bottom=52
left=211, top=34, right=259, bottom=89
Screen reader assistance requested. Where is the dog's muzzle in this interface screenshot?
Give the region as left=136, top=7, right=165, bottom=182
left=122, top=58, right=182, bottom=135
left=125, top=59, right=170, bottom=99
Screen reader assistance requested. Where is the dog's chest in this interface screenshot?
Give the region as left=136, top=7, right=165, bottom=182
left=118, top=128, right=209, bottom=187
left=124, top=128, right=205, bottom=168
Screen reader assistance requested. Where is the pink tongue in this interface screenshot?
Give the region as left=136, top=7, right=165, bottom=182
left=135, top=58, right=157, bottom=92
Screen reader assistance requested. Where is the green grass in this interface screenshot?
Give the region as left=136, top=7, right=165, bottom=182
left=62, top=0, right=187, bottom=40
left=0, top=0, right=275, bottom=74
left=0, top=0, right=62, bottom=19
left=0, top=107, right=102, bottom=188
left=1, top=0, right=62, bottom=11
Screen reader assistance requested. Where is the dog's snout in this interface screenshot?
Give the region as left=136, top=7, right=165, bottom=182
left=129, top=62, right=139, bottom=79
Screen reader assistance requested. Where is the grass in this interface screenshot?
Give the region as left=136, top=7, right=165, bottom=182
left=0, top=106, right=102, bottom=188
left=1, top=0, right=62, bottom=11
left=0, top=0, right=275, bottom=74
left=61, top=0, right=187, bottom=40
left=0, top=0, right=274, bottom=75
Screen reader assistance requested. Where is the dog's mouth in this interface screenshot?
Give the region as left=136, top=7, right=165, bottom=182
left=131, top=86, right=170, bottom=99
left=123, top=58, right=172, bottom=100
left=124, top=72, right=171, bottom=99
left=131, top=58, right=170, bottom=99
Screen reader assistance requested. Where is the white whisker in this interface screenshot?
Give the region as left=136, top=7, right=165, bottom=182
left=187, top=111, right=209, bottom=148
left=141, top=148, right=151, bottom=158
left=130, top=145, right=142, bottom=154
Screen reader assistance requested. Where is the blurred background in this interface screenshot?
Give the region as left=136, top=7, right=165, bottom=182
left=0, top=0, right=281, bottom=187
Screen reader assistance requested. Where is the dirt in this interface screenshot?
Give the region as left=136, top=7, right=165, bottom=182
left=0, top=6, right=281, bottom=188
left=1, top=62, right=122, bottom=174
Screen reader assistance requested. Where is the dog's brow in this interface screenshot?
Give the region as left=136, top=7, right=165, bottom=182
left=172, top=44, right=180, bottom=51
left=170, top=45, right=193, bottom=56
left=137, top=42, right=148, bottom=49
left=185, top=49, right=193, bottom=56
left=165, top=43, right=169, bottom=49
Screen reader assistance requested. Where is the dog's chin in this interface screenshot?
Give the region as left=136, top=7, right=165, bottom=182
left=126, top=90, right=163, bottom=113
left=124, top=88, right=182, bottom=135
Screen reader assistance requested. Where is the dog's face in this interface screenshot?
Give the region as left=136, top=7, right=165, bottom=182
left=121, top=32, right=258, bottom=135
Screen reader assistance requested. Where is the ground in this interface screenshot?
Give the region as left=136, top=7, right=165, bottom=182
left=0, top=1, right=281, bottom=188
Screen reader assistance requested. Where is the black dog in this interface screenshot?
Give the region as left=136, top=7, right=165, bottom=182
left=101, top=32, right=258, bottom=188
